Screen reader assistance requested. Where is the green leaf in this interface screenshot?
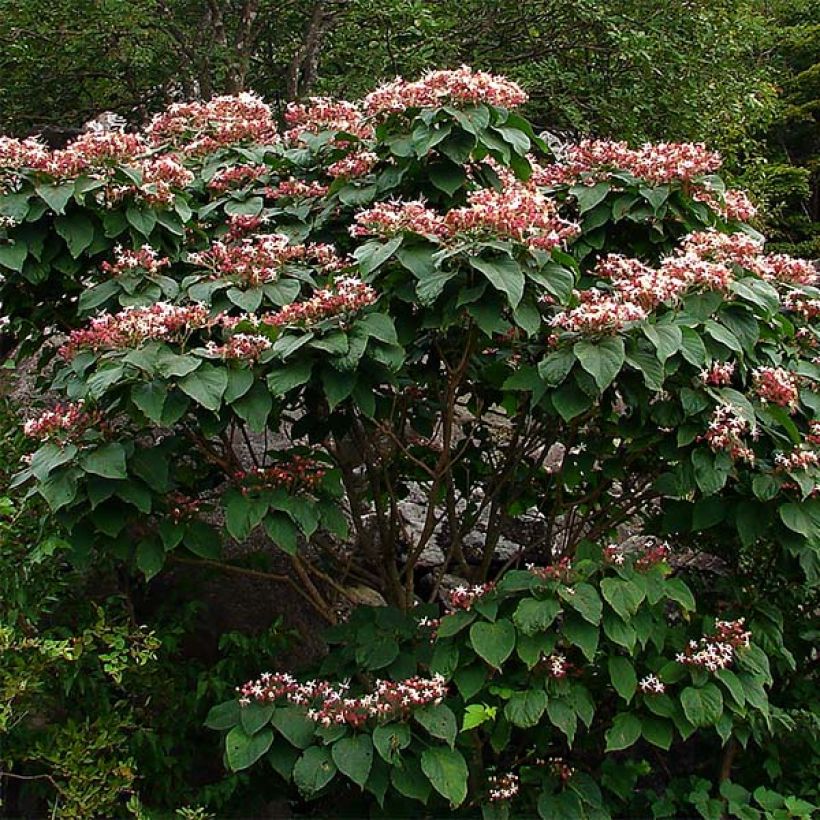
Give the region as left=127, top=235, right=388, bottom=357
left=605, top=712, right=642, bottom=751
left=462, top=703, right=497, bottom=731
left=538, top=349, right=575, bottom=386
left=225, top=725, right=273, bottom=771
left=414, top=703, right=457, bottom=747
left=625, top=347, right=665, bottom=391
left=644, top=324, right=682, bottom=363
left=271, top=706, right=315, bottom=749
left=224, top=490, right=268, bottom=541
left=550, top=381, right=593, bottom=421
left=264, top=513, right=300, bottom=555
left=571, top=182, right=610, bottom=213
left=126, top=204, right=157, bottom=237
left=538, top=791, right=583, bottom=820
left=574, top=336, right=625, bottom=392
left=504, top=689, right=547, bottom=728
left=680, top=327, right=708, bottom=368
left=227, top=286, right=263, bottom=312
left=136, top=538, right=165, bottom=580
left=356, top=636, right=399, bottom=670
left=469, top=619, right=516, bottom=668
left=642, top=716, right=673, bottom=750
left=240, top=702, right=275, bottom=735
left=39, top=470, right=78, bottom=511
left=546, top=698, right=577, bottom=744
left=600, top=577, right=645, bottom=620
left=354, top=235, right=402, bottom=274
left=184, top=520, right=221, bottom=559
left=0, top=240, right=28, bottom=272
left=430, top=161, right=467, bottom=196
left=562, top=613, right=599, bottom=661
left=358, top=312, right=397, bottom=344
left=420, top=746, right=468, bottom=807
left=562, top=582, right=602, bottom=625
left=372, top=723, right=410, bottom=763
left=469, top=255, right=525, bottom=309
left=204, top=700, right=241, bottom=730
left=322, top=366, right=355, bottom=410
left=681, top=684, right=724, bottom=727
left=132, top=381, right=167, bottom=423
left=35, top=181, right=75, bottom=214
left=233, top=382, right=273, bottom=433
left=608, top=656, right=637, bottom=703
left=55, top=213, right=95, bottom=257
left=267, top=744, right=299, bottom=783
left=179, top=364, right=228, bottom=411
left=293, top=746, right=337, bottom=795
left=81, top=443, right=127, bottom=479
left=332, top=735, right=373, bottom=788
left=391, top=757, right=432, bottom=803
left=779, top=503, right=816, bottom=537
left=268, top=360, right=312, bottom=396
left=664, top=577, right=696, bottom=612
left=513, top=597, right=560, bottom=635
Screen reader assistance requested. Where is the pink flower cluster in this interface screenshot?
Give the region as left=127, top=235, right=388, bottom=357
left=752, top=366, right=800, bottom=410
left=593, top=252, right=732, bottom=311
left=749, top=254, right=818, bottom=287
left=207, top=164, right=268, bottom=192
left=774, top=447, right=819, bottom=472
left=147, top=93, right=277, bottom=154
left=237, top=671, right=448, bottom=728
left=445, top=183, right=579, bottom=252
left=703, top=404, right=755, bottom=463
left=363, top=66, right=528, bottom=115
left=352, top=185, right=578, bottom=252
left=722, top=189, right=758, bottom=222
left=447, top=582, right=496, bottom=611
left=603, top=540, right=669, bottom=570
left=544, top=652, right=571, bottom=678
left=700, top=361, right=735, bottom=386
left=638, top=674, right=666, bottom=695
left=223, top=214, right=267, bottom=242
left=59, top=302, right=213, bottom=359
left=167, top=492, right=203, bottom=523
left=263, top=277, right=377, bottom=328
left=101, top=244, right=170, bottom=277
left=682, top=229, right=816, bottom=286
left=234, top=456, right=326, bottom=494
left=189, top=234, right=345, bottom=287
left=23, top=401, right=98, bottom=442
left=550, top=290, right=647, bottom=335
left=283, top=97, right=373, bottom=144
left=488, top=772, right=520, bottom=802
left=351, top=199, right=451, bottom=240
left=692, top=187, right=758, bottom=222
left=808, top=421, right=820, bottom=446
left=527, top=556, right=573, bottom=583
left=534, top=140, right=722, bottom=187
left=205, top=333, right=271, bottom=361
left=0, top=136, right=50, bottom=173
left=327, top=150, right=380, bottom=179
left=676, top=618, right=751, bottom=672
left=680, top=230, right=763, bottom=267
left=784, top=291, right=820, bottom=321
left=265, top=179, right=329, bottom=200
left=98, top=154, right=194, bottom=207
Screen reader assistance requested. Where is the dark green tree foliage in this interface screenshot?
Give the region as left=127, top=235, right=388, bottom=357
left=753, top=0, right=820, bottom=256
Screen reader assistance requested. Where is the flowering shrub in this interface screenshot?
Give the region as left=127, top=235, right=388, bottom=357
left=207, top=548, right=781, bottom=816
left=1, top=66, right=818, bottom=813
